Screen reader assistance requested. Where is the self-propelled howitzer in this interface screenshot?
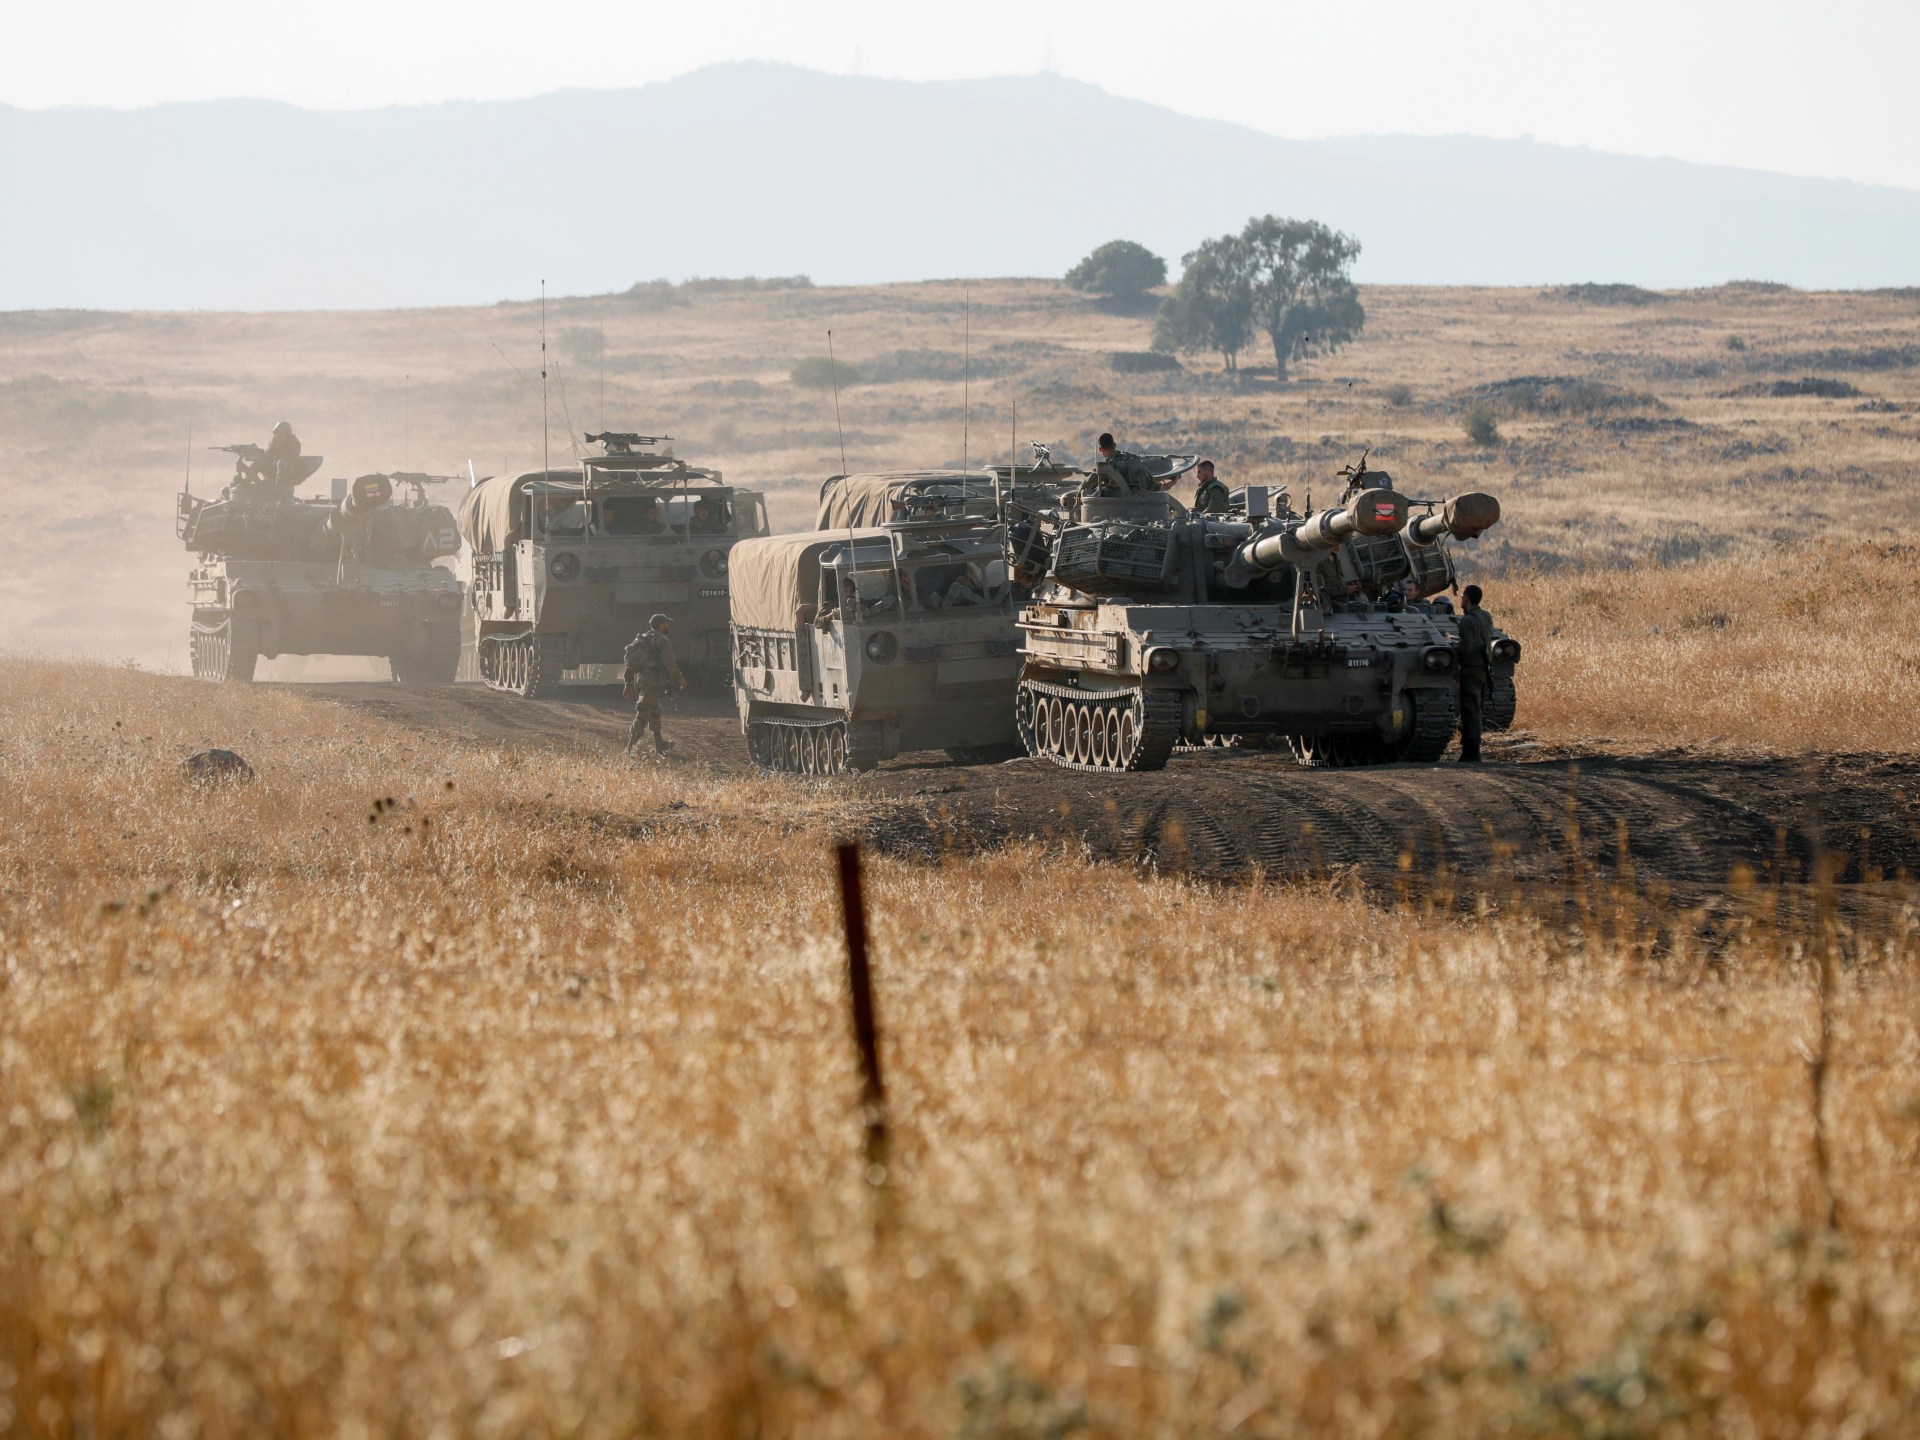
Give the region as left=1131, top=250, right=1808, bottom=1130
left=1013, top=480, right=1480, bottom=771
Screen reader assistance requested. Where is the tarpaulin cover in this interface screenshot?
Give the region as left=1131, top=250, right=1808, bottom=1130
left=728, top=528, right=887, bottom=630
left=456, top=473, right=538, bottom=554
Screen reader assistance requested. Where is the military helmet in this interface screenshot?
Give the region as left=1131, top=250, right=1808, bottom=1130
left=649, top=612, right=671, bottom=629
left=272, top=421, right=293, bottom=437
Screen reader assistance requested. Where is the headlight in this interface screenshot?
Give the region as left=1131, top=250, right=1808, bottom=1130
left=1491, top=637, right=1521, bottom=663
left=864, top=631, right=897, bottom=663
left=700, top=548, right=728, bottom=578
left=1145, top=646, right=1180, bottom=673
left=548, top=551, right=580, bottom=582
left=1423, top=647, right=1455, bottom=672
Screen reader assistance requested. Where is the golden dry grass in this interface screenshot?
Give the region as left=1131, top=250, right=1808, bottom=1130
left=1502, top=540, right=1920, bottom=753
left=5, top=278, right=1920, bottom=1434
left=3, top=657, right=1918, bottom=1437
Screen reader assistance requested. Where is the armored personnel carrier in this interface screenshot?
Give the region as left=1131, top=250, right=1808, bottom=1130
left=177, top=450, right=463, bottom=683
left=1009, top=463, right=1511, bottom=771
left=729, top=469, right=1078, bottom=773
left=458, top=432, right=766, bottom=697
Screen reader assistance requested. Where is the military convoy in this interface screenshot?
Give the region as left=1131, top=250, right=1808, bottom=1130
left=1002, top=454, right=1516, bottom=771
left=457, top=432, right=766, bottom=697
left=175, top=423, right=1518, bottom=774
left=177, top=446, right=464, bottom=683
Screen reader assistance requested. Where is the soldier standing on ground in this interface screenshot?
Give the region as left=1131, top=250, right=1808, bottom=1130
left=1093, top=432, right=1156, bottom=493
left=623, top=613, right=687, bottom=755
left=1193, top=459, right=1229, bottom=513
left=1455, top=584, right=1494, bottom=764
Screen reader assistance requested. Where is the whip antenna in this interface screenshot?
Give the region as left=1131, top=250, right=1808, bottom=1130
left=827, top=329, right=848, bottom=476
left=541, top=279, right=549, bottom=478
left=962, top=283, right=971, bottom=473
left=183, top=419, right=193, bottom=497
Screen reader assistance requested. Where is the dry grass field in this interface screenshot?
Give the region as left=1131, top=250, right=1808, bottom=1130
left=3, top=657, right=1919, bottom=1438
left=3, top=279, right=1920, bottom=1436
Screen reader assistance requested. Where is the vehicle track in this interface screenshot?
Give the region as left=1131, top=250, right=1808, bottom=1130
left=292, top=683, right=1920, bottom=888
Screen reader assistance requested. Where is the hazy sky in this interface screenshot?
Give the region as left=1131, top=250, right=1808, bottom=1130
left=7, top=0, right=1917, bottom=191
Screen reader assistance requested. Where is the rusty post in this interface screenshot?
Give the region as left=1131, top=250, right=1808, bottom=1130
left=836, top=840, right=889, bottom=1173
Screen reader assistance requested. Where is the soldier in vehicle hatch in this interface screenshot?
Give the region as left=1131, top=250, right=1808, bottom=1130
left=1092, top=431, right=1156, bottom=494
left=623, top=613, right=687, bottom=755
left=1193, top=459, right=1229, bottom=513
left=261, top=421, right=302, bottom=494
left=1455, top=583, right=1494, bottom=763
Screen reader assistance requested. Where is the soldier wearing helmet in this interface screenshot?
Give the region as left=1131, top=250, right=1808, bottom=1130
left=623, top=613, right=687, bottom=756
left=261, top=421, right=302, bottom=496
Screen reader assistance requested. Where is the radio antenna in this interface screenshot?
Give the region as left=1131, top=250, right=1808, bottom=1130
left=541, top=279, right=550, bottom=478
left=827, top=329, right=848, bottom=476
left=183, top=419, right=193, bottom=497
left=1000, top=401, right=1013, bottom=523
left=403, top=373, right=411, bottom=469
left=598, top=319, right=606, bottom=431
left=962, top=283, right=971, bottom=473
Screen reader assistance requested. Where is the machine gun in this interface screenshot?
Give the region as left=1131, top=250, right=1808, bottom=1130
left=212, top=442, right=268, bottom=481
left=381, top=471, right=462, bottom=507
left=585, top=431, right=668, bottom=455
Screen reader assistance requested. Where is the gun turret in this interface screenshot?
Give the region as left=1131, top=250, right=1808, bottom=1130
left=1406, top=492, right=1501, bottom=546
left=1219, top=488, right=1410, bottom=588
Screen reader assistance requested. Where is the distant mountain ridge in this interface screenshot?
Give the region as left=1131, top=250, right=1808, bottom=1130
left=2, top=63, right=1916, bottom=310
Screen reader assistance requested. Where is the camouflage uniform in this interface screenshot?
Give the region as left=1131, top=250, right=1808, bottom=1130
left=262, top=424, right=302, bottom=493
left=1194, top=474, right=1230, bottom=513
left=1455, top=606, right=1495, bottom=762
left=1106, top=450, right=1157, bottom=493
left=624, top=624, right=686, bottom=753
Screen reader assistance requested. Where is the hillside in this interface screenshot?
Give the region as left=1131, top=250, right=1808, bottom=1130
left=2, top=276, right=1917, bottom=672
left=3, top=64, right=1919, bottom=308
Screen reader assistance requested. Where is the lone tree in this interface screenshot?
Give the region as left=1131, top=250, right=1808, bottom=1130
left=1241, top=216, right=1364, bottom=381
left=1064, top=240, right=1167, bottom=299
left=1153, top=235, right=1255, bottom=372
left=1152, top=215, right=1364, bottom=380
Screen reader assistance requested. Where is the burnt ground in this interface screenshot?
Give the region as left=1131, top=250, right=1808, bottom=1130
left=293, top=682, right=1920, bottom=893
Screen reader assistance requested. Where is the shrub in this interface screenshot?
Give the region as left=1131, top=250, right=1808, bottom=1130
left=621, top=279, right=691, bottom=311
left=1550, top=282, right=1660, bottom=306
left=790, top=356, right=862, bottom=389
left=1725, top=335, right=1748, bottom=352
left=1110, top=350, right=1182, bottom=374
left=1382, top=382, right=1414, bottom=407
left=1463, top=406, right=1501, bottom=445
left=1065, top=240, right=1167, bottom=298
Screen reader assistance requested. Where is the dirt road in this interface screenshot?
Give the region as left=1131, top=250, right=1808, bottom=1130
left=295, top=682, right=1920, bottom=889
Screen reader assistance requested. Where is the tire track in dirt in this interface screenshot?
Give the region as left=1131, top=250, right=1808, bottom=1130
left=289, top=682, right=1920, bottom=888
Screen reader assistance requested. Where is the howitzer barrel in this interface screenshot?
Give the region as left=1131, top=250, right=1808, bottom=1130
left=1407, top=492, right=1500, bottom=546
left=1222, top=488, right=1409, bottom=587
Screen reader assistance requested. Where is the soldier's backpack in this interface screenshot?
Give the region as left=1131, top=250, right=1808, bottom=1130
left=624, top=631, right=665, bottom=680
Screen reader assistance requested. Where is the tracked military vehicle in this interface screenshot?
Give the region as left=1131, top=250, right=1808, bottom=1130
left=458, top=432, right=766, bottom=697
left=729, top=469, right=1081, bottom=773
left=1009, top=460, right=1511, bottom=771
left=177, top=450, right=464, bottom=683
